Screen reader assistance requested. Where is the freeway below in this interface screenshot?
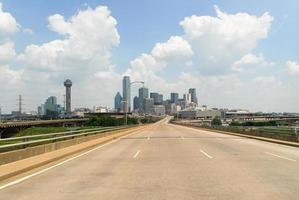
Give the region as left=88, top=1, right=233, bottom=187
left=0, top=117, right=299, bottom=200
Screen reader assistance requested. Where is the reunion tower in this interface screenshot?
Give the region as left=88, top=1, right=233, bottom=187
left=64, top=79, right=72, bottom=114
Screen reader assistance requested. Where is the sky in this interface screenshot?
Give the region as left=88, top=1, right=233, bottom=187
left=0, top=0, right=299, bottom=114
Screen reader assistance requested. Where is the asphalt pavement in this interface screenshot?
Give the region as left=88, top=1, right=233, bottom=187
left=0, top=117, right=298, bottom=200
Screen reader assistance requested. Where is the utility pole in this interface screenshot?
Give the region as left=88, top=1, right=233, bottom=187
left=0, top=106, right=2, bottom=123
left=0, top=106, right=2, bottom=139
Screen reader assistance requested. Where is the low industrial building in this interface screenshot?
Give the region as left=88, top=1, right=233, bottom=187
left=178, top=108, right=221, bottom=119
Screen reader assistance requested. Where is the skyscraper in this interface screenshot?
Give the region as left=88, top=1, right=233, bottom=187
left=150, top=92, right=163, bottom=105
left=42, top=96, right=63, bottom=117
left=143, top=98, right=154, bottom=114
left=122, top=76, right=131, bottom=112
left=114, top=92, right=122, bottom=112
left=138, top=86, right=149, bottom=111
left=64, top=79, right=72, bottom=114
left=188, top=88, right=198, bottom=105
left=139, top=86, right=149, bottom=99
left=133, top=96, right=139, bottom=111
left=150, top=92, right=159, bottom=104
left=158, top=94, right=163, bottom=104
left=170, top=93, right=179, bottom=104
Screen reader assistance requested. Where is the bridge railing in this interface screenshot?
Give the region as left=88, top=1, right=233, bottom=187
left=0, top=118, right=88, bottom=129
left=0, top=125, right=136, bottom=152
left=173, top=121, right=299, bottom=143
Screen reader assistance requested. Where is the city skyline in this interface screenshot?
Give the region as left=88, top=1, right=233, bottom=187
left=1, top=1, right=299, bottom=113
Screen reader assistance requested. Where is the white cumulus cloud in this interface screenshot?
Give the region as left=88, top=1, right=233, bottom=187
left=0, top=2, right=19, bottom=35
left=151, top=36, right=193, bottom=62
left=286, top=60, right=299, bottom=76
left=180, top=5, right=273, bottom=73
left=19, top=5, right=120, bottom=76
left=232, top=53, right=274, bottom=72
left=0, top=40, right=16, bottom=62
left=126, top=36, right=193, bottom=86
left=0, top=65, right=22, bottom=86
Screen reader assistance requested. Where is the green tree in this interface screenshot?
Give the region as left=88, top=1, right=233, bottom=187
left=211, top=116, right=222, bottom=126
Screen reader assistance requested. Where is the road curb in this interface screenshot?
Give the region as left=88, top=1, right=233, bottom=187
left=0, top=125, right=147, bottom=182
left=173, top=123, right=299, bottom=148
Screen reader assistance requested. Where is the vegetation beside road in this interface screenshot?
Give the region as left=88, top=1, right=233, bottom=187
left=211, top=117, right=222, bottom=126
left=0, top=116, right=163, bottom=141
left=230, top=121, right=278, bottom=127
left=16, top=127, right=69, bottom=137
left=86, top=115, right=162, bottom=126
left=86, top=116, right=138, bottom=126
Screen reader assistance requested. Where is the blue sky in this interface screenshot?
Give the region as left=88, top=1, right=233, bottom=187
left=1, top=0, right=299, bottom=113
left=4, top=0, right=299, bottom=70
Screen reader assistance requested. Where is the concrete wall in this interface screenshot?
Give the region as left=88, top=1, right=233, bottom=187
left=0, top=128, right=134, bottom=165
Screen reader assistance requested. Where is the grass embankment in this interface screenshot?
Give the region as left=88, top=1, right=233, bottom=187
left=0, top=126, right=98, bottom=146
left=261, top=127, right=296, bottom=135
left=16, top=127, right=69, bottom=137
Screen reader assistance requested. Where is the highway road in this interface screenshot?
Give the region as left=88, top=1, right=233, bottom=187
left=0, top=117, right=299, bottom=200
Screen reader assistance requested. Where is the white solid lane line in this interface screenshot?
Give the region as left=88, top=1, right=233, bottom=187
left=200, top=149, right=213, bottom=159
left=265, top=152, right=296, bottom=162
left=133, top=150, right=141, bottom=158
left=0, top=139, right=120, bottom=190
left=0, top=130, right=142, bottom=190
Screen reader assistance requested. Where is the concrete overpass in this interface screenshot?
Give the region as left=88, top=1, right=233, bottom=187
left=0, top=119, right=88, bottom=138
left=0, top=117, right=298, bottom=199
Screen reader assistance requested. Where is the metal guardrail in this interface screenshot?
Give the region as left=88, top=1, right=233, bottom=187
left=0, top=125, right=136, bottom=151
left=174, top=122, right=299, bottom=143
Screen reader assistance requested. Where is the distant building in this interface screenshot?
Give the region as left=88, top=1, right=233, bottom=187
left=158, top=94, right=163, bottom=104
left=139, top=87, right=149, bottom=99
left=143, top=98, right=154, bottom=114
left=170, top=93, right=179, bottom=104
left=177, top=110, right=197, bottom=119
left=163, top=99, right=171, bottom=107
left=41, top=96, right=63, bottom=117
left=114, top=92, right=122, bottom=112
left=133, top=96, right=139, bottom=111
left=94, top=106, right=112, bottom=113
left=188, top=88, right=198, bottom=105
left=120, top=101, right=127, bottom=113
left=185, top=93, right=192, bottom=104
left=64, top=79, right=72, bottom=114
left=150, top=92, right=163, bottom=105
left=73, top=108, right=91, bottom=117
left=37, top=105, right=45, bottom=116
left=178, top=108, right=221, bottom=119
left=122, top=76, right=131, bottom=112
left=150, top=92, right=159, bottom=104
left=165, top=103, right=177, bottom=115
left=138, top=86, right=149, bottom=112
left=177, top=99, right=187, bottom=110
left=153, top=105, right=166, bottom=116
